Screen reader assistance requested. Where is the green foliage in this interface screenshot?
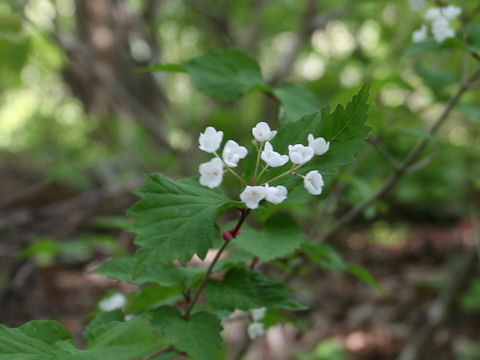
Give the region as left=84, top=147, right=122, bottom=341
left=274, top=84, right=321, bottom=125
left=152, top=306, right=222, bottom=360
left=206, top=268, right=306, bottom=311
left=263, top=84, right=370, bottom=188
left=129, top=174, right=233, bottom=269
left=233, top=216, right=305, bottom=261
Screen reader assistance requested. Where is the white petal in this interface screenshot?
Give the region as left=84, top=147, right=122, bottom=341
left=288, top=144, right=314, bottom=164
left=265, top=185, right=288, bottom=204
left=222, top=140, right=248, bottom=167
left=98, top=293, right=126, bottom=311
left=247, top=322, right=264, bottom=340
left=240, top=186, right=266, bottom=209
left=442, top=5, right=461, bottom=19
left=425, top=8, right=442, bottom=21
left=261, top=141, right=289, bottom=167
left=304, top=170, right=324, bottom=195
left=199, top=127, right=223, bottom=153
left=252, top=122, right=277, bottom=142
left=199, top=158, right=224, bottom=188
left=412, top=25, right=428, bottom=43
left=307, top=134, right=330, bottom=156
left=251, top=308, right=267, bottom=322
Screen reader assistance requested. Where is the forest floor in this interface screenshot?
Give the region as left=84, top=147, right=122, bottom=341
left=1, top=159, right=479, bottom=360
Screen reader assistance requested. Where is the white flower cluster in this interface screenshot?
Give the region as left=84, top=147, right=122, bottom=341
left=98, top=292, right=126, bottom=312
left=411, top=5, right=461, bottom=43
left=198, top=122, right=330, bottom=209
left=247, top=307, right=266, bottom=340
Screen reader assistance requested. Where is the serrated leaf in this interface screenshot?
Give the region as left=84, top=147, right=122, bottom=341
left=263, top=84, right=370, bottom=188
left=0, top=320, right=78, bottom=359
left=274, top=84, right=320, bottom=125
left=233, top=216, right=304, bottom=262
left=72, top=316, right=165, bottom=360
left=181, top=48, right=265, bottom=101
left=92, top=257, right=186, bottom=288
left=205, top=268, right=305, bottom=311
left=347, top=265, right=384, bottom=293
left=128, top=174, right=233, bottom=268
left=83, top=311, right=124, bottom=343
left=151, top=306, right=222, bottom=360
left=302, top=243, right=347, bottom=275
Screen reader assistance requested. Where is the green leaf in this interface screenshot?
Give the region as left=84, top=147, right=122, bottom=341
left=92, top=257, right=187, bottom=288
left=136, top=63, right=188, bottom=73
left=302, top=243, right=347, bottom=275
left=128, top=174, right=233, bottom=269
left=264, top=84, right=370, bottom=187
left=273, top=84, right=320, bottom=125
left=181, top=48, right=265, bottom=101
left=0, top=320, right=78, bottom=359
left=403, top=40, right=440, bottom=57
left=233, top=216, right=305, bottom=262
left=151, top=306, right=222, bottom=360
left=415, top=64, right=457, bottom=94
left=72, top=316, right=165, bottom=360
left=83, top=311, right=125, bottom=343
left=206, top=268, right=305, bottom=311
left=347, top=265, right=384, bottom=293
left=466, top=22, right=480, bottom=52
left=126, top=285, right=181, bottom=313
left=458, top=102, right=480, bottom=123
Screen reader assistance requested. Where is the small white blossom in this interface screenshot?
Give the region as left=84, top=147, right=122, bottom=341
left=442, top=5, right=461, bottom=19
left=424, top=8, right=442, bottom=21
left=98, top=293, right=126, bottom=312
left=432, top=17, right=455, bottom=43
left=199, top=126, right=223, bottom=153
left=261, top=142, right=289, bottom=167
left=222, top=140, right=247, bottom=167
left=304, top=170, right=324, bottom=195
left=412, top=25, right=428, bottom=43
left=252, top=122, right=277, bottom=142
left=247, top=322, right=264, bottom=340
left=264, top=185, right=288, bottom=204
left=199, top=158, right=224, bottom=188
left=288, top=144, right=314, bottom=164
left=408, top=0, right=425, bottom=11
left=251, top=308, right=267, bottom=322
left=240, top=186, right=266, bottom=209
left=307, top=134, right=330, bottom=156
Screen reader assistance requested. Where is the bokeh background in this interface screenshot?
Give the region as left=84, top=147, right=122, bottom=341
left=1, top=0, right=480, bottom=359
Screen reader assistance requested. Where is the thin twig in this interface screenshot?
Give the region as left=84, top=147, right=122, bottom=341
left=320, top=67, right=480, bottom=243
left=184, top=209, right=250, bottom=319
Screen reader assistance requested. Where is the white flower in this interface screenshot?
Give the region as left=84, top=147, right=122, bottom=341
left=199, top=126, right=223, bottom=153
left=264, top=185, right=288, bottom=204
left=98, top=293, right=126, bottom=312
left=288, top=144, right=314, bottom=164
left=442, top=5, right=461, bottom=19
left=240, top=186, right=266, bottom=209
left=199, top=158, right=224, bottom=188
left=252, top=122, right=277, bottom=142
left=251, top=308, right=267, bottom=322
left=424, top=8, right=442, bottom=21
left=307, top=134, right=330, bottom=156
left=222, top=140, right=247, bottom=167
left=408, top=0, right=425, bottom=11
left=432, top=17, right=455, bottom=43
left=247, top=322, right=264, bottom=340
left=261, top=142, right=289, bottom=167
left=304, top=170, right=324, bottom=195
left=412, top=25, right=428, bottom=43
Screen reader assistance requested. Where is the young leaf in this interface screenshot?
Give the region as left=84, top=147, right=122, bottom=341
left=128, top=174, right=233, bottom=270
left=302, top=243, right=347, bottom=275
left=264, top=84, right=370, bottom=187
left=233, top=216, right=305, bottom=262
left=181, top=48, right=266, bottom=101
left=205, top=268, right=306, bottom=311
left=151, top=306, right=222, bottom=360
left=273, top=84, right=320, bottom=125
left=0, top=320, right=78, bottom=359
left=347, top=265, right=384, bottom=293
